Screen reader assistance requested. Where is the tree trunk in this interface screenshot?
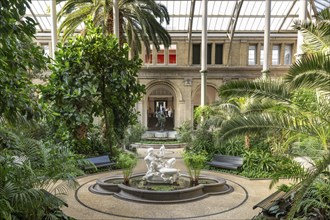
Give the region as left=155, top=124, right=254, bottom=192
left=245, top=134, right=250, bottom=149
left=101, top=75, right=113, bottom=154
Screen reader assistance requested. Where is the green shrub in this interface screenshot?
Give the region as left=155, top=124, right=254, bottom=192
left=241, top=149, right=304, bottom=179
left=177, top=121, right=193, bottom=143
left=123, top=123, right=146, bottom=147
left=186, top=125, right=215, bottom=160
left=183, top=151, right=207, bottom=185
left=116, top=152, right=137, bottom=185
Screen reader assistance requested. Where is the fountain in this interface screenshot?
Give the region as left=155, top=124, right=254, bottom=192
left=90, top=146, right=233, bottom=203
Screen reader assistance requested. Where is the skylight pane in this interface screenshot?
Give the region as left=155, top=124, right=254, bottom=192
left=212, top=1, right=222, bottom=15
left=195, top=1, right=202, bottom=16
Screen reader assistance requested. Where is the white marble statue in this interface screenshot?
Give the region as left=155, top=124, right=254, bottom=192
left=143, top=145, right=180, bottom=184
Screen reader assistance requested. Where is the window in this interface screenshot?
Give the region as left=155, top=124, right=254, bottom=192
left=272, top=45, right=280, bottom=65
left=157, top=45, right=165, bottom=64
left=192, top=43, right=212, bottom=65
left=260, top=45, right=264, bottom=65
left=145, top=46, right=153, bottom=64
left=168, top=44, right=176, bottom=64
left=248, top=45, right=257, bottom=65
left=284, top=44, right=292, bottom=65
left=207, top=44, right=212, bottom=65
left=192, top=44, right=201, bottom=64
left=215, top=44, right=223, bottom=64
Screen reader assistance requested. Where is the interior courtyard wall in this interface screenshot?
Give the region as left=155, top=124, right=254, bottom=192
left=35, top=34, right=297, bottom=130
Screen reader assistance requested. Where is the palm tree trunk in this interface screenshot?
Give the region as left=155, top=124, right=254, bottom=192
left=245, top=134, right=250, bottom=149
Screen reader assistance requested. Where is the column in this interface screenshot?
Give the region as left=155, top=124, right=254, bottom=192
left=262, top=0, right=271, bottom=79
left=296, top=0, right=307, bottom=59
left=50, top=0, right=57, bottom=59
left=200, top=0, right=208, bottom=106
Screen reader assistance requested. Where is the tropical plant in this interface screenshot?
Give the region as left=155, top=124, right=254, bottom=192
left=0, top=0, right=47, bottom=123
left=186, top=124, right=215, bottom=159
left=295, top=172, right=330, bottom=219
left=216, top=7, right=330, bottom=218
left=206, top=97, right=276, bottom=149
left=123, top=123, right=146, bottom=148
left=183, top=151, right=207, bottom=186
left=177, top=121, right=193, bottom=144
left=0, top=122, right=81, bottom=219
left=41, top=20, right=145, bottom=154
left=57, top=0, right=171, bottom=56
left=116, top=152, right=137, bottom=185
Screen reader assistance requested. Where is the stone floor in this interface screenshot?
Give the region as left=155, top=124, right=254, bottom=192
left=62, top=148, right=290, bottom=220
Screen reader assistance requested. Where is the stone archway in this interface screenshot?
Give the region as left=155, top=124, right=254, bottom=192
left=192, top=85, right=219, bottom=126
left=192, top=84, right=219, bottom=107
left=145, top=83, right=177, bottom=131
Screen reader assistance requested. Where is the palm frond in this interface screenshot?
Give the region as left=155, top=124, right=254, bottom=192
left=286, top=53, right=330, bottom=93
left=286, top=153, right=330, bottom=219
left=219, top=79, right=292, bottom=103
left=218, top=113, right=319, bottom=142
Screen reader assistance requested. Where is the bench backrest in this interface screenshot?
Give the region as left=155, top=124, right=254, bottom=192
left=213, top=154, right=243, bottom=166
left=87, top=155, right=110, bottom=165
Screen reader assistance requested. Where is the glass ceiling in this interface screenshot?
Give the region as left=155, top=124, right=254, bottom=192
left=28, top=0, right=330, bottom=34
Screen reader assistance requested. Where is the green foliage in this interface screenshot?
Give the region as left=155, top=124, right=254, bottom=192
left=183, top=151, right=207, bottom=185
left=241, top=149, right=304, bottom=179
left=194, top=105, right=212, bottom=123
left=123, top=123, right=146, bottom=147
left=177, top=121, right=193, bottom=144
left=57, top=0, right=171, bottom=57
left=41, top=20, right=145, bottom=154
left=0, top=124, right=81, bottom=220
left=295, top=173, right=330, bottom=219
left=214, top=137, right=245, bottom=156
left=116, top=152, right=137, bottom=185
left=0, top=0, right=48, bottom=122
left=186, top=125, right=215, bottom=157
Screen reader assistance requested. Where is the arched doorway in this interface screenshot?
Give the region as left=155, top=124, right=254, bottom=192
left=192, top=85, right=219, bottom=126
left=147, top=86, right=176, bottom=131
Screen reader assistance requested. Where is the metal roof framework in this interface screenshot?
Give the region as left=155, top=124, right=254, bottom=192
left=28, top=0, right=329, bottom=34
left=28, top=0, right=329, bottom=60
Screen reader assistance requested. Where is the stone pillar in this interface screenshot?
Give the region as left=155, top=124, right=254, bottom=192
left=50, top=0, right=57, bottom=59
left=200, top=0, right=208, bottom=107
left=262, top=0, right=271, bottom=79
left=297, top=0, right=307, bottom=59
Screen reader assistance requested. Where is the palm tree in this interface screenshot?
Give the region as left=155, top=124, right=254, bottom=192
left=216, top=7, right=330, bottom=218
left=57, top=0, right=171, bottom=56
left=206, top=97, right=276, bottom=149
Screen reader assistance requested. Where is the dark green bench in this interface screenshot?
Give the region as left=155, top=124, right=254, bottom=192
left=207, top=154, right=243, bottom=170
left=81, top=155, right=115, bottom=170
left=253, top=184, right=301, bottom=219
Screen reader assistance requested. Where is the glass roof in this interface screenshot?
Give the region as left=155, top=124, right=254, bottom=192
left=28, top=0, right=330, bottom=34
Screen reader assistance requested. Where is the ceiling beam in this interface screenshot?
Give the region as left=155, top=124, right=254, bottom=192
left=278, top=0, right=297, bottom=32
left=226, top=0, right=244, bottom=66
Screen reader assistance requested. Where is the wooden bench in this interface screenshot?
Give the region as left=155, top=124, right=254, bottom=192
left=206, top=154, right=243, bottom=170
left=253, top=184, right=300, bottom=218
left=81, top=155, right=115, bottom=170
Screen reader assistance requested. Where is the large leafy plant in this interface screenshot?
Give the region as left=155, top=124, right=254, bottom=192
left=0, top=0, right=47, bottom=122
left=41, top=20, right=145, bottom=154
left=216, top=7, right=330, bottom=218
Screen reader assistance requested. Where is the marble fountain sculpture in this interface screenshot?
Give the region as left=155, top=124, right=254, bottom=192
left=143, top=146, right=180, bottom=184
left=90, top=145, right=233, bottom=203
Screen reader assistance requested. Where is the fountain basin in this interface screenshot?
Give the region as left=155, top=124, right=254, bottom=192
left=90, top=173, right=233, bottom=203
